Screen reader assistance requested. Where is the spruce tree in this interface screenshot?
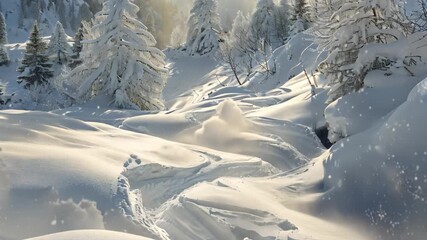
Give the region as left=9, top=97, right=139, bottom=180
left=229, top=11, right=255, bottom=75
left=0, top=12, right=7, bottom=45
left=17, top=21, right=53, bottom=89
left=47, top=21, right=71, bottom=64
left=0, top=82, right=4, bottom=105
left=289, top=0, right=310, bottom=34
left=69, top=24, right=84, bottom=69
left=275, top=0, right=291, bottom=43
left=63, top=0, right=168, bottom=110
left=0, top=12, right=9, bottom=66
left=248, top=0, right=278, bottom=49
left=0, top=46, right=9, bottom=66
left=185, top=0, right=222, bottom=56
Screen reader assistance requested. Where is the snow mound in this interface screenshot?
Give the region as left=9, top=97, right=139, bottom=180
left=325, top=67, right=427, bottom=142
left=322, top=77, right=427, bottom=239
left=124, top=99, right=324, bottom=170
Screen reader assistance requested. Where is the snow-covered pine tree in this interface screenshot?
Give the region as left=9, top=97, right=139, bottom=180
left=63, top=0, right=168, bottom=110
left=289, top=0, right=310, bottom=34
left=0, top=82, right=4, bottom=105
left=248, top=0, right=279, bottom=50
left=314, top=0, right=410, bottom=103
left=184, top=0, right=222, bottom=56
left=229, top=11, right=255, bottom=76
left=275, top=0, right=291, bottom=44
left=0, top=12, right=8, bottom=45
left=0, top=45, right=9, bottom=66
left=47, top=21, right=71, bottom=64
left=69, top=24, right=84, bottom=69
left=0, top=12, right=9, bottom=66
left=17, top=21, right=53, bottom=89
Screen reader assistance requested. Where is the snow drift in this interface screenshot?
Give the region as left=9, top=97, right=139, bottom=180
left=322, top=77, right=427, bottom=239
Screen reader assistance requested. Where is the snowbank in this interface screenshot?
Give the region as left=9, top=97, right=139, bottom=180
left=322, top=78, right=427, bottom=239
left=325, top=68, right=424, bottom=142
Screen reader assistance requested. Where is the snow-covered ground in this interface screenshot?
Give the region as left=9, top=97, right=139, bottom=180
left=1, top=23, right=427, bottom=240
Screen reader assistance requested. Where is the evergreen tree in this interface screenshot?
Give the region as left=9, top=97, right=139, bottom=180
left=69, top=24, right=84, bottom=69
left=275, top=0, right=291, bottom=44
left=63, top=0, right=168, bottom=110
left=185, top=0, right=222, bottom=56
left=17, top=21, right=53, bottom=89
left=47, top=21, right=71, bottom=64
left=229, top=11, right=255, bottom=75
left=0, top=45, right=9, bottom=66
left=0, top=12, right=8, bottom=45
left=314, top=0, right=410, bottom=103
left=0, top=12, right=9, bottom=66
left=248, top=0, right=278, bottom=49
left=289, top=0, right=310, bottom=34
left=0, top=82, right=4, bottom=105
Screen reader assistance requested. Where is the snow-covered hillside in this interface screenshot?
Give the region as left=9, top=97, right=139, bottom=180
left=0, top=0, right=93, bottom=42
left=1, top=0, right=427, bottom=240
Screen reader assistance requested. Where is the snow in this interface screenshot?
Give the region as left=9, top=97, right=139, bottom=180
left=0, top=29, right=372, bottom=239
left=322, top=77, right=427, bottom=239
left=25, top=230, right=154, bottom=240
left=2, top=2, right=427, bottom=240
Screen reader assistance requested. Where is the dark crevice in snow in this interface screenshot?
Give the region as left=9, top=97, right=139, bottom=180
left=315, top=126, right=333, bottom=149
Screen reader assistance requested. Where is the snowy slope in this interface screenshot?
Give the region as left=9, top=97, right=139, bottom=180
left=0, top=0, right=92, bottom=42
left=0, top=109, right=368, bottom=240
left=321, top=77, right=427, bottom=239
left=2, top=6, right=427, bottom=239
left=0, top=110, right=278, bottom=239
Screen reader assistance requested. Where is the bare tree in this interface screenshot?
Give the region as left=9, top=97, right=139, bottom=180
left=218, top=33, right=243, bottom=85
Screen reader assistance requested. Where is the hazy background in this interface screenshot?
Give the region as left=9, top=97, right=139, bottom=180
left=134, top=0, right=257, bottom=48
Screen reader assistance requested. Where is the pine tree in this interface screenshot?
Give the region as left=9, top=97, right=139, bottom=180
left=289, top=0, right=310, bottom=34
left=314, top=0, right=410, bottom=103
left=63, top=0, right=168, bottom=110
left=0, top=45, right=9, bottom=66
left=229, top=11, right=255, bottom=75
left=69, top=24, right=84, bottom=69
left=0, top=12, right=9, bottom=66
left=248, top=0, right=278, bottom=49
left=0, top=82, right=4, bottom=105
left=184, top=0, right=222, bottom=56
left=17, top=21, right=53, bottom=89
left=275, top=0, right=290, bottom=43
left=47, top=21, right=71, bottom=64
left=0, top=12, right=8, bottom=45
